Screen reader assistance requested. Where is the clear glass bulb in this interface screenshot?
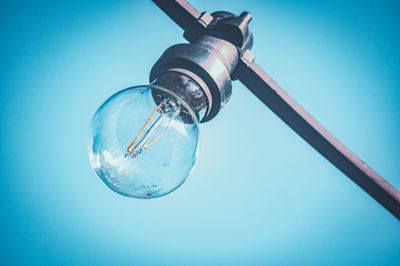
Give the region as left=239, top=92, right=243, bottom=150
left=89, top=85, right=199, bottom=199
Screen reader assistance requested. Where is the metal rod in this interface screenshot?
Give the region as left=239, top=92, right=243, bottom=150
left=152, top=0, right=204, bottom=34
left=152, top=0, right=400, bottom=220
left=236, top=60, right=400, bottom=220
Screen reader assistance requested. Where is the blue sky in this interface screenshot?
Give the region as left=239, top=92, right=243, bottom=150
left=1, top=0, right=399, bottom=265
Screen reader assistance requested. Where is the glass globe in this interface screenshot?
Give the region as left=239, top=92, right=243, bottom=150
left=89, top=85, right=199, bottom=199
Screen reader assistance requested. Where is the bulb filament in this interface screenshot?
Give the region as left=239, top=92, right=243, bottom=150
left=126, top=99, right=179, bottom=158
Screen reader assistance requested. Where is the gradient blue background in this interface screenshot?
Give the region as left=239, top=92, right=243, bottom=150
left=1, top=0, right=399, bottom=265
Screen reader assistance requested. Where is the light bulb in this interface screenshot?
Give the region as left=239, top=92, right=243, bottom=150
left=89, top=81, right=201, bottom=199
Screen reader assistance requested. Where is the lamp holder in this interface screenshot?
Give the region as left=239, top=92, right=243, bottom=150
left=149, top=0, right=400, bottom=220
left=150, top=11, right=253, bottom=122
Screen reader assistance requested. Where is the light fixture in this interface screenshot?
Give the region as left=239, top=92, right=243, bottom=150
left=88, top=0, right=400, bottom=220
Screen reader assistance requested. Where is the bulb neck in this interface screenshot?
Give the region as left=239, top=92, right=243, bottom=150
left=151, top=70, right=208, bottom=122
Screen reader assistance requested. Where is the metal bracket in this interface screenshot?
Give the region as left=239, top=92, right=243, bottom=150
left=151, top=0, right=400, bottom=220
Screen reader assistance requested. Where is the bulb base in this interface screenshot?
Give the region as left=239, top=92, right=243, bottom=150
left=150, top=35, right=239, bottom=122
